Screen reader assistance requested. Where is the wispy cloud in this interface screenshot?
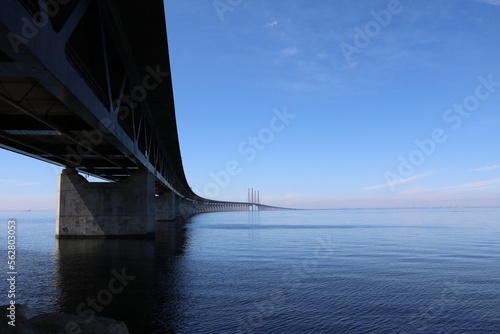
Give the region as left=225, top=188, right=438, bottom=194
left=282, top=47, right=298, bottom=56
left=438, top=178, right=500, bottom=191
left=0, top=179, right=42, bottom=186
left=470, top=165, right=500, bottom=172
left=265, top=20, right=278, bottom=27
left=398, top=178, right=500, bottom=195
left=474, top=0, right=500, bottom=6
left=364, top=173, right=432, bottom=191
left=18, top=182, right=43, bottom=186
left=262, top=193, right=308, bottom=206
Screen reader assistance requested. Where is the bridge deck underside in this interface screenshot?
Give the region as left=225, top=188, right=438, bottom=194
left=0, top=0, right=190, bottom=197
left=0, top=75, right=138, bottom=181
left=0, top=0, right=293, bottom=212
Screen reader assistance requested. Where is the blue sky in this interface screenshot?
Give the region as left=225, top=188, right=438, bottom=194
left=2, top=0, right=500, bottom=210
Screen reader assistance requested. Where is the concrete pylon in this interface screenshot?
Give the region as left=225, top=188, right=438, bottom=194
left=155, top=189, right=179, bottom=221
left=56, top=168, right=155, bottom=238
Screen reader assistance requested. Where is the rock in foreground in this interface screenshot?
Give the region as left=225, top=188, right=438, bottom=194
left=0, top=304, right=42, bottom=334
left=1, top=304, right=129, bottom=334
left=29, top=313, right=129, bottom=334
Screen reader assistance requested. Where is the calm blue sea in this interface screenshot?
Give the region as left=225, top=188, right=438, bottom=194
left=0, top=208, right=499, bottom=333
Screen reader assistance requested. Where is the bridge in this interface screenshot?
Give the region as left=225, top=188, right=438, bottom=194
left=0, top=0, right=289, bottom=238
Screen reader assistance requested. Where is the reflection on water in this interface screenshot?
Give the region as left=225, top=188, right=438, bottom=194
left=54, top=221, right=187, bottom=333
left=3, top=209, right=500, bottom=333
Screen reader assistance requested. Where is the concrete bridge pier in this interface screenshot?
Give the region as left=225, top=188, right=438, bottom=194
left=56, top=168, right=156, bottom=239
left=155, top=190, right=180, bottom=221
left=178, top=198, right=195, bottom=219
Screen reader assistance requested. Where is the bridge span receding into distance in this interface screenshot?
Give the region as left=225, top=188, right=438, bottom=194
left=0, top=0, right=290, bottom=238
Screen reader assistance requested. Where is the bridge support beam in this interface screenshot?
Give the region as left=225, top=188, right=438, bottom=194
left=155, top=190, right=179, bottom=221
left=56, top=168, right=155, bottom=238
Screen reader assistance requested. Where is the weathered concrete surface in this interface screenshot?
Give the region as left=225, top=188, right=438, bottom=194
left=155, top=189, right=178, bottom=221
left=56, top=168, right=155, bottom=238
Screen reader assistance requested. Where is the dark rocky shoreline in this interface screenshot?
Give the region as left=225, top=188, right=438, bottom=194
left=1, top=304, right=129, bottom=334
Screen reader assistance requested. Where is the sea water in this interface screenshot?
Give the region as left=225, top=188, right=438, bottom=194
left=0, top=208, right=499, bottom=333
